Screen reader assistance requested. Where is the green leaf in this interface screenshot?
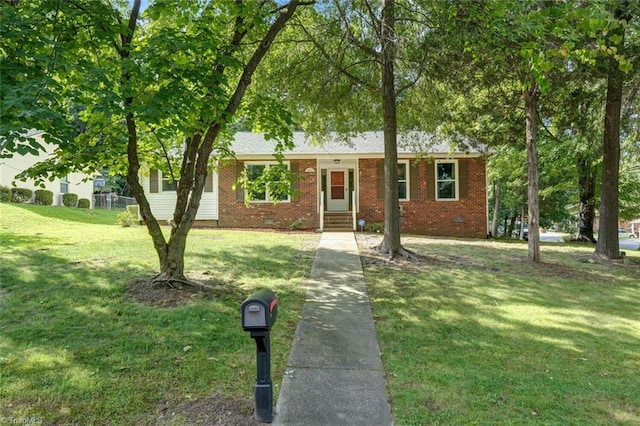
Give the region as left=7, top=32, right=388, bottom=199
left=608, top=34, right=623, bottom=45
left=619, top=61, right=633, bottom=73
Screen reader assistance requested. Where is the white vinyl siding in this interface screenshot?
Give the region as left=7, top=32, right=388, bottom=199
left=140, top=171, right=218, bottom=220
left=0, top=134, right=93, bottom=207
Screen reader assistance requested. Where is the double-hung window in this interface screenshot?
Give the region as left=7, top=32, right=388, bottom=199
left=398, top=161, right=409, bottom=201
left=245, top=162, right=290, bottom=203
left=377, top=161, right=411, bottom=201
left=60, top=176, right=69, bottom=193
left=435, top=160, right=458, bottom=200
left=162, top=173, right=177, bottom=191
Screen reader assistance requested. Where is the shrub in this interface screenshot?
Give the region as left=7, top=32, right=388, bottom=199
left=117, top=210, right=135, bottom=227
left=289, top=219, right=303, bottom=230
left=62, top=193, right=78, bottom=207
left=117, top=205, right=138, bottom=227
left=34, top=189, right=54, bottom=205
left=0, top=185, right=11, bottom=202
left=11, top=188, right=33, bottom=203
left=365, top=222, right=384, bottom=233
left=77, top=198, right=91, bottom=209
left=126, top=204, right=139, bottom=217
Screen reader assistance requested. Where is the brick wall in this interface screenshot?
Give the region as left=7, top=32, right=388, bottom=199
left=218, top=159, right=319, bottom=230
left=218, top=157, right=487, bottom=237
left=358, top=158, right=487, bottom=238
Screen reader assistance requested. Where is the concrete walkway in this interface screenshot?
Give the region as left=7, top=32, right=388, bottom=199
left=273, top=232, right=393, bottom=426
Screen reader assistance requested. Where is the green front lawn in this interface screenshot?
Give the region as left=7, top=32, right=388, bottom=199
left=360, top=235, right=640, bottom=425
left=0, top=203, right=319, bottom=424
left=2, top=202, right=638, bottom=424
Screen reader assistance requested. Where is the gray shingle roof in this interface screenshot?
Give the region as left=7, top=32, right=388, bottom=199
left=231, top=131, right=481, bottom=157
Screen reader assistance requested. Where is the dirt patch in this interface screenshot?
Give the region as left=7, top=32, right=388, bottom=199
left=512, top=257, right=583, bottom=280
left=127, top=276, right=245, bottom=308
left=355, top=234, right=625, bottom=280
left=357, top=235, right=493, bottom=273
left=154, top=393, right=260, bottom=426
left=423, top=398, right=445, bottom=413
left=360, top=245, right=449, bottom=270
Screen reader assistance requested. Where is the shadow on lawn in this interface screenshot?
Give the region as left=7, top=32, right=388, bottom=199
left=360, top=239, right=640, bottom=423
left=191, top=246, right=311, bottom=281
left=0, top=236, right=314, bottom=425
left=367, top=240, right=640, bottom=348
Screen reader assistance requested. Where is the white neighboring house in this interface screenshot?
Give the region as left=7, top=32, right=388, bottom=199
left=0, top=130, right=94, bottom=207
left=138, top=167, right=218, bottom=224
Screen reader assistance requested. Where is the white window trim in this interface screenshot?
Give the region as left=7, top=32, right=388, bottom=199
left=245, top=161, right=291, bottom=203
left=435, top=159, right=459, bottom=201
left=398, top=160, right=410, bottom=202
left=60, top=176, right=69, bottom=194
left=160, top=171, right=177, bottom=192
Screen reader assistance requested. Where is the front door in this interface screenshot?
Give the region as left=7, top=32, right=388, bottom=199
left=328, top=169, right=348, bottom=211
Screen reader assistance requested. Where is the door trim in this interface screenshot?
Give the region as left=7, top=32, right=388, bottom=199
left=327, top=169, right=349, bottom=211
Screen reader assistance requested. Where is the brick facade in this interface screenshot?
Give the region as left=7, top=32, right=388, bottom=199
left=218, top=159, right=320, bottom=230
left=217, top=157, right=487, bottom=238
left=357, top=158, right=487, bottom=238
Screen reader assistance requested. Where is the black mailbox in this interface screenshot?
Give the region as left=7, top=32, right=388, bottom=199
left=241, top=289, right=278, bottom=423
left=241, top=289, right=278, bottom=331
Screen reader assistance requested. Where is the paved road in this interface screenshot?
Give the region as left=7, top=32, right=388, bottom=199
left=535, top=233, right=639, bottom=251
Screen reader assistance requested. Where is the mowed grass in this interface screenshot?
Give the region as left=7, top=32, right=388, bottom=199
left=358, top=235, right=640, bottom=425
left=3, top=202, right=638, bottom=424
left=0, top=203, right=319, bottom=424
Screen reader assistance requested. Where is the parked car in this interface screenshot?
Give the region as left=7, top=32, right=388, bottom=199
left=618, top=229, right=635, bottom=239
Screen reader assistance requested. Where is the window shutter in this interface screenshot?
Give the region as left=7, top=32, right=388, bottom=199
left=458, top=160, right=469, bottom=199
left=410, top=162, right=419, bottom=200
left=377, top=161, right=385, bottom=200
left=150, top=169, right=159, bottom=193
left=426, top=162, right=435, bottom=200
left=235, top=163, right=245, bottom=202
left=204, top=170, right=213, bottom=193
left=290, top=162, right=300, bottom=201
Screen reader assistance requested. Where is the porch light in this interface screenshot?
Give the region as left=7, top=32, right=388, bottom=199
left=333, top=159, right=340, bottom=164
left=305, top=167, right=315, bottom=173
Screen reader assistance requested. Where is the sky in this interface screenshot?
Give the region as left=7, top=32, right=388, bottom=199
left=129, top=0, right=149, bottom=12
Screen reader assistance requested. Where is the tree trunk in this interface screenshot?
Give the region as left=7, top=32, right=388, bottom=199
left=123, top=1, right=305, bottom=282
left=575, top=155, right=597, bottom=243
left=507, top=215, right=516, bottom=238
left=519, top=205, right=527, bottom=240
left=119, top=0, right=179, bottom=281
left=377, top=0, right=403, bottom=257
left=595, top=4, right=627, bottom=259
left=491, top=180, right=500, bottom=237
left=524, top=81, right=540, bottom=261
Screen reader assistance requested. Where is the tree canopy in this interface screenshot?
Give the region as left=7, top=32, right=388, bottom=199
left=1, top=0, right=310, bottom=281
left=2, top=0, right=639, bottom=272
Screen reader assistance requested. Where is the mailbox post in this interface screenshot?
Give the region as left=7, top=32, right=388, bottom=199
left=241, top=289, right=278, bottom=423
